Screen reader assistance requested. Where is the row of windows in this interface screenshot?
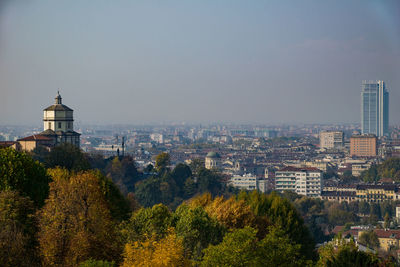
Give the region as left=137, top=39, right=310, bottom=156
left=48, top=122, right=72, bottom=129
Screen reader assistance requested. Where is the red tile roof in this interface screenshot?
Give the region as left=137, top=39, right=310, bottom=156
left=18, top=135, right=53, bottom=141
left=374, top=229, right=400, bottom=239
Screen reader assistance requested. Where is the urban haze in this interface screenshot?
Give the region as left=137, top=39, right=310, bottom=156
left=0, top=0, right=399, bottom=125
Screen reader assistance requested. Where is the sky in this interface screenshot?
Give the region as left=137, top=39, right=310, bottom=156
left=0, top=0, right=399, bottom=125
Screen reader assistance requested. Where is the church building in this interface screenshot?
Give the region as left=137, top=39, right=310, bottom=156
left=16, top=92, right=80, bottom=151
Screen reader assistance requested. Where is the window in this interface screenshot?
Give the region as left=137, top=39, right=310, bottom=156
left=48, top=122, right=51, bottom=129
left=58, top=122, right=62, bottom=129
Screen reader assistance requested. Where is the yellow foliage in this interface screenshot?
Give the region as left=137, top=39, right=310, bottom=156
left=204, top=196, right=255, bottom=230
left=38, top=171, right=121, bottom=267
left=187, top=193, right=212, bottom=209
left=122, top=229, right=190, bottom=267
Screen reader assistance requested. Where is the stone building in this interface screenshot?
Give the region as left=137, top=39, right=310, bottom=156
left=16, top=92, right=80, bottom=151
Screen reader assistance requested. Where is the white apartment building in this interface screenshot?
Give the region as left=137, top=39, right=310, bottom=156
left=319, top=131, right=344, bottom=149
left=229, top=174, right=267, bottom=193
left=275, top=166, right=322, bottom=197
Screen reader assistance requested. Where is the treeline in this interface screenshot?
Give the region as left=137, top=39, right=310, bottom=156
left=361, top=158, right=400, bottom=183
left=284, top=192, right=400, bottom=243
left=31, top=145, right=235, bottom=210
left=0, top=146, right=397, bottom=266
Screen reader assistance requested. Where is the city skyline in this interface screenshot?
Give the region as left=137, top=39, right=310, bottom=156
left=1, top=0, right=399, bottom=125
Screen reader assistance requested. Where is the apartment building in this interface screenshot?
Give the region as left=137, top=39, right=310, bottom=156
left=350, top=134, right=377, bottom=157
left=275, top=166, right=322, bottom=197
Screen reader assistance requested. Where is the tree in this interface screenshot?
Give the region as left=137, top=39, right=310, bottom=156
left=197, top=168, right=223, bottom=195
left=79, top=259, right=116, bottom=267
left=173, top=204, right=224, bottom=260
left=317, top=238, right=379, bottom=267
left=0, top=148, right=50, bottom=207
left=0, top=191, right=40, bottom=267
left=134, top=177, right=162, bottom=207
left=204, top=196, right=256, bottom=231
left=238, top=191, right=316, bottom=261
left=38, top=171, right=121, bottom=266
left=120, top=204, right=172, bottom=244
left=201, top=226, right=307, bottom=267
left=358, top=231, right=380, bottom=250
left=45, top=143, right=90, bottom=171
left=183, top=178, right=197, bottom=198
left=155, top=152, right=171, bottom=175
left=171, top=163, right=192, bottom=189
left=121, top=229, right=189, bottom=267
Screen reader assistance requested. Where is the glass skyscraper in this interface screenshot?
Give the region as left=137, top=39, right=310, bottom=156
left=361, top=80, right=389, bottom=137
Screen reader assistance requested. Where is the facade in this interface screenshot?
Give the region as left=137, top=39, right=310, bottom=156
left=41, top=92, right=80, bottom=147
left=361, top=80, right=389, bottom=137
left=275, top=166, right=322, bottom=197
left=205, top=151, right=221, bottom=169
left=319, top=131, right=344, bottom=149
left=18, top=134, right=55, bottom=152
left=356, top=184, right=397, bottom=202
left=350, top=134, right=377, bottom=157
left=229, top=174, right=268, bottom=193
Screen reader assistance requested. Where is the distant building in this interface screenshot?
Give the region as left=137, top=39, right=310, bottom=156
left=361, top=80, right=389, bottom=137
left=41, top=92, right=80, bottom=147
left=205, top=151, right=221, bottom=169
left=319, top=131, right=344, bottom=149
left=356, top=184, right=397, bottom=202
left=229, top=174, right=268, bottom=193
left=275, top=166, right=322, bottom=197
left=16, top=92, right=81, bottom=152
left=350, top=134, right=377, bottom=157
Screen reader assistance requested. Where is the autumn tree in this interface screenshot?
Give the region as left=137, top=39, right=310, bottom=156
left=0, top=148, right=50, bottom=207
left=0, top=191, right=40, bottom=267
left=38, top=171, right=121, bottom=266
left=155, top=152, right=171, bottom=175
left=121, top=229, right=189, bottom=267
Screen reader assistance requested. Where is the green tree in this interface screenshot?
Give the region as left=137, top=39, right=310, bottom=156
left=0, top=148, right=50, bottom=207
left=173, top=204, right=224, bottom=260
left=238, top=191, right=316, bottom=260
left=317, top=238, right=379, bottom=267
left=120, top=204, right=172, bottom=244
left=171, top=163, right=192, bottom=189
left=0, top=191, right=40, bottom=267
left=201, top=226, right=307, bottom=267
left=45, top=143, right=90, bottom=171
left=134, top=177, right=162, bottom=207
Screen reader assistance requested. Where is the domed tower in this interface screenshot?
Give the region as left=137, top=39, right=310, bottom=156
left=205, top=151, right=221, bottom=170
left=41, top=91, right=80, bottom=147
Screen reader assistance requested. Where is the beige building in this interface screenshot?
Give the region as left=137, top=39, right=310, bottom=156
left=350, top=134, right=377, bottom=157
left=320, top=131, right=344, bottom=149
left=16, top=92, right=81, bottom=152
left=40, top=92, right=80, bottom=147
left=205, top=151, right=221, bottom=169
left=18, top=135, right=55, bottom=152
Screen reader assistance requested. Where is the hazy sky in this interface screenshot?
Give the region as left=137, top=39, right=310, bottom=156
left=0, top=0, right=399, bottom=125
